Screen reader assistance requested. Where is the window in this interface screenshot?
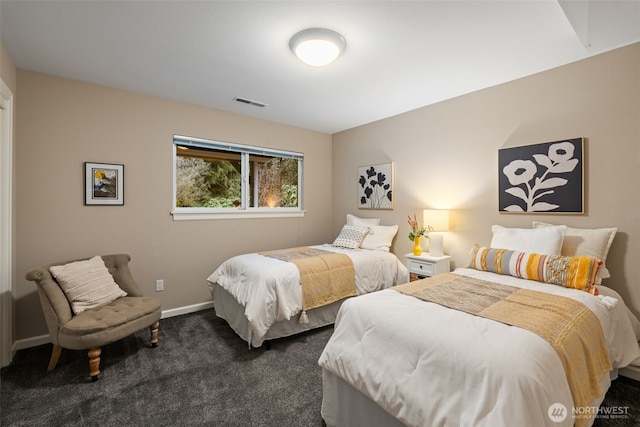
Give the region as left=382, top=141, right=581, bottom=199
left=172, top=135, right=304, bottom=220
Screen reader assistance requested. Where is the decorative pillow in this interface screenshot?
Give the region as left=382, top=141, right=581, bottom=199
left=532, top=221, right=617, bottom=262
left=346, top=214, right=380, bottom=226
left=49, top=256, right=127, bottom=314
left=467, top=245, right=602, bottom=294
left=490, top=225, right=567, bottom=255
left=360, top=224, right=399, bottom=252
left=332, top=225, right=370, bottom=249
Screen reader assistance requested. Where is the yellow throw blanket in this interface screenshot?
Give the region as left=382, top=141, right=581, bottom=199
left=260, top=247, right=356, bottom=311
left=394, top=273, right=612, bottom=427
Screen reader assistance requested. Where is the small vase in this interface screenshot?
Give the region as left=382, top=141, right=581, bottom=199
left=412, top=236, right=422, bottom=256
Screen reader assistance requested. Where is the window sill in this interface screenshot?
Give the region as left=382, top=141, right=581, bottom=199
left=171, top=209, right=306, bottom=221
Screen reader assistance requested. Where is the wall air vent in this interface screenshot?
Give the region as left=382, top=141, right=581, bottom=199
left=233, top=97, right=268, bottom=108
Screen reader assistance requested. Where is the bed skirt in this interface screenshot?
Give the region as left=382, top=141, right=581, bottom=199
left=212, top=283, right=343, bottom=347
left=321, top=369, right=403, bottom=427
left=321, top=366, right=613, bottom=427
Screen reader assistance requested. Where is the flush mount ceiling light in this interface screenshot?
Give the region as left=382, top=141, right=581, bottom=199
left=289, top=28, right=346, bottom=67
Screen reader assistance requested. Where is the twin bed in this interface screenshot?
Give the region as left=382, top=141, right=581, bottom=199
left=207, top=215, right=408, bottom=347
left=319, top=223, right=640, bottom=427
left=319, top=267, right=640, bottom=427
left=207, top=218, right=640, bottom=426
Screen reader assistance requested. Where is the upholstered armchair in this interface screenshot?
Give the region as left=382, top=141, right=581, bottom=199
left=26, top=254, right=161, bottom=381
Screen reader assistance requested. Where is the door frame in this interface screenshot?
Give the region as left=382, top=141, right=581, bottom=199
left=0, top=77, right=14, bottom=367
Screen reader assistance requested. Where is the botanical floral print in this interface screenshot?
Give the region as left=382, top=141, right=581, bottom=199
left=359, top=164, right=392, bottom=209
left=501, top=141, right=580, bottom=212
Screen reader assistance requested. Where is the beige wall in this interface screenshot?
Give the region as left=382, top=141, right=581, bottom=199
left=10, top=42, right=640, bottom=342
left=14, top=71, right=333, bottom=340
left=333, top=42, right=640, bottom=317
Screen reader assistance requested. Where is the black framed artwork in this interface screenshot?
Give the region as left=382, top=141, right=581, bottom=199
left=498, top=138, right=584, bottom=214
left=84, top=162, right=124, bottom=206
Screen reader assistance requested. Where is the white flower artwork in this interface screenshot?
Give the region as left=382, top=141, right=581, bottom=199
left=498, top=138, right=584, bottom=213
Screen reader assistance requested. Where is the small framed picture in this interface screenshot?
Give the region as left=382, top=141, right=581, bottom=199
left=84, top=162, right=124, bottom=206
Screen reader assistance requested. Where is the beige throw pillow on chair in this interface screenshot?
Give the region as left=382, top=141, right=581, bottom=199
left=49, top=255, right=127, bottom=314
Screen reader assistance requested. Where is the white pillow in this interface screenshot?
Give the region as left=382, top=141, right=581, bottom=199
left=532, top=221, right=617, bottom=262
left=332, top=225, right=370, bottom=249
left=346, top=214, right=380, bottom=226
left=49, top=256, right=127, bottom=314
left=490, top=225, right=567, bottom=255
left=360, top=224, right=399, bottom=252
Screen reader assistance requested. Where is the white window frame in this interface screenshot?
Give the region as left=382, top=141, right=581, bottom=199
left=171, top=135, right=305, bottom=220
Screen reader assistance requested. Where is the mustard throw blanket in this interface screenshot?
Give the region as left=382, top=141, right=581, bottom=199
left=394, top=273, right=611, bottom=427
left=260, top=247, right=356, bottom=311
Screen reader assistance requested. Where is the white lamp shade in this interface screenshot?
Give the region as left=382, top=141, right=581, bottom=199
left=423, top=209, right=450, bottom=232
left=289, top=28, right=346, bottom=67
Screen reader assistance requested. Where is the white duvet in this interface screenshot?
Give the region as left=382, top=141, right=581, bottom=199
left=207, top=244, right=409, bottom=347
left=318, top=268, right=640, bottom=427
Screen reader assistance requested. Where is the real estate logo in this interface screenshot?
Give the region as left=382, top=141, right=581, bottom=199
left=548, top=403, right=568, bottom=423
left=548, top=402, right=630, bottom=423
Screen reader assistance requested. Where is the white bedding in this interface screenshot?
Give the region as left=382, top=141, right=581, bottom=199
left=207, top=244, right=408, bottom=347
left=318, top=268, right=640, bottom=427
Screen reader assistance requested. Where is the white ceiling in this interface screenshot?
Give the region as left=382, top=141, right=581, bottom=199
left=1, top=1, right=639, bottom=134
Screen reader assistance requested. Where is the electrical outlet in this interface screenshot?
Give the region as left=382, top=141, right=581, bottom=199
left=155, top=279, right=164, bottom=292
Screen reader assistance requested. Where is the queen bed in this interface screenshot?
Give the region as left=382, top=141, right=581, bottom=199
left=207, top=215, right=408, bottom=347
left=319, top=224, right=640, bottom=427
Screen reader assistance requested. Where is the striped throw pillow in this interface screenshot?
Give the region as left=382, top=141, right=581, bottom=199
left=467, top=245, right=602, bottom=295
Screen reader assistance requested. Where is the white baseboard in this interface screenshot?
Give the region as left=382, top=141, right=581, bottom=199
left=12, top=301, right=215, bottom=352
left=161, top=301, right=214, bottom=319
left=13, top=334, right=50, bottom=351
left=619, top=365, right=640, bottom=381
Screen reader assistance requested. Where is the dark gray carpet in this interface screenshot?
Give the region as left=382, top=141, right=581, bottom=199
left=1, top=309, right=638, bottom=426
left=1, top=310, right=328, bottom=427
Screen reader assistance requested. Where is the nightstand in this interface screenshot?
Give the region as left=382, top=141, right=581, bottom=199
left=405, top=253, right=451, bottom=281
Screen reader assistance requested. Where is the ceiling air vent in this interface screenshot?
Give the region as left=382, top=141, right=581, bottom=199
left=233, top=97, right=268, bottom=108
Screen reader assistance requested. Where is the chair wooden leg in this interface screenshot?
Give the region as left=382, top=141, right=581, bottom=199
left=150, top=321, right=159, bottom=348
left=88, top=347, right=101, bottom=381
left=47, top=344, right=62, bottom=372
